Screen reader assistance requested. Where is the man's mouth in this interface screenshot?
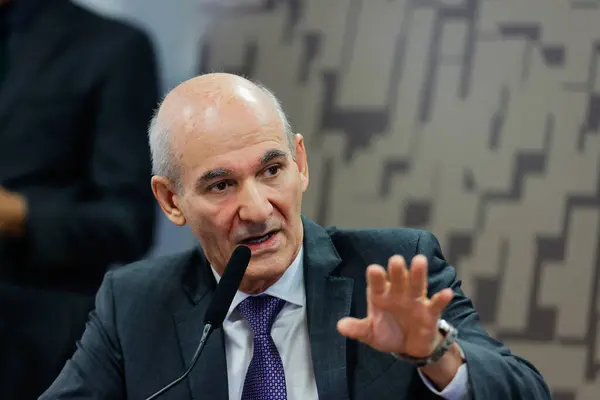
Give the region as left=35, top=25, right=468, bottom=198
left=240, top=231, right=277, bottom=245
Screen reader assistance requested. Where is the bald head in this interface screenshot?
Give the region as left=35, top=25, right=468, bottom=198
left=148, top=73, right=293, bottom=190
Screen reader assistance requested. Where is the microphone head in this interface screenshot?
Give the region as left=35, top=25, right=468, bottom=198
left=203, top=245, right=251, bottom=328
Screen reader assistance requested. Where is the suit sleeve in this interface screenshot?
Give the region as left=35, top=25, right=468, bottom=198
left=417, top=231, right=552, bottom=400
left=21, top=28, right=159, bottom=272
left=39, top=270, right=126, bottom=398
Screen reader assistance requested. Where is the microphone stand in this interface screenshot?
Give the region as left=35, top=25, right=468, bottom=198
left=142, top=245, right=250, bottom=399
left=143, top=323, right=213, bottom=400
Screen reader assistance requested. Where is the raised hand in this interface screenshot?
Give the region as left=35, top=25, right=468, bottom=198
left=337, top=254, right=454, bottom=358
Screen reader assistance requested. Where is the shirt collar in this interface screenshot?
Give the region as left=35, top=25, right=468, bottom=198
left=210, top=246, right=305, bottom=321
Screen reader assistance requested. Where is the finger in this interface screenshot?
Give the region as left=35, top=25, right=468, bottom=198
left=366, top=264, right=388, bottom=296
left=429, top=288, right=454, bottom=315
left=337, top=317, right=371, bottom=342
left=387, top=255, right=408, bottom=295
left=408, top=255, right=428, bottom=299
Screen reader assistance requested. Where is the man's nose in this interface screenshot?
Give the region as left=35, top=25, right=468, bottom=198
left=238, top=182, right=273, bottom=222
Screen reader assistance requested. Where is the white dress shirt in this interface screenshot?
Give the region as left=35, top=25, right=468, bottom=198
left=211, top=247, right=470, bottom=400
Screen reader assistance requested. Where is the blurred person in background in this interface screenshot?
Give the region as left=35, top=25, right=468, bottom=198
left=0, top=0, right=159, bottom=398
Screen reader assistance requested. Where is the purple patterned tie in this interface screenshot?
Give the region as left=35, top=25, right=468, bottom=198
left=237, top=295, right=287, bottom=400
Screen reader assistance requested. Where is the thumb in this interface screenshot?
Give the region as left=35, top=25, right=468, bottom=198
left=337, top=317, right=372, bottom=342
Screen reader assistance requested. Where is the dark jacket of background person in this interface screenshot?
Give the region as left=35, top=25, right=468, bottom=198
left=0, top=0, right=159, bottom=398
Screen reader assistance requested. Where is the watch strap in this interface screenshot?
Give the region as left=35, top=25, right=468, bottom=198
left=391, top=319, right=458, bottom=367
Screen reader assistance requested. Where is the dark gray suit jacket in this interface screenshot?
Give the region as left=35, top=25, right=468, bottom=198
left=40, top=217, right=551, bottom=399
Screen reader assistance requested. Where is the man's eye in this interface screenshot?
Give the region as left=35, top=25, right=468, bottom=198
left=265, top=165, right=281, bottom=177
left=210, top=181, right=230, bottom=192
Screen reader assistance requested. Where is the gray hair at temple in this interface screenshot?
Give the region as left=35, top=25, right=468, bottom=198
left=147, top=80, right=294, bottom=193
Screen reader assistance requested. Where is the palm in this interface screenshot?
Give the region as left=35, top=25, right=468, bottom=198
left=337, top=255, right=453, bottom=358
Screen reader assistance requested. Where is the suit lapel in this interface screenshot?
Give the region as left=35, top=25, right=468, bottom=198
left=303, top=217, right=353, bottom=400
left=0, top=1, right=71, bottom=122
left=173, top=250, right=228, bottom=400
left=172, top=218, right=355, bottom=400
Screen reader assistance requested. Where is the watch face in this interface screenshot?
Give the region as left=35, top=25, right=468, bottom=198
left=437, top=319, right=451, bottom=332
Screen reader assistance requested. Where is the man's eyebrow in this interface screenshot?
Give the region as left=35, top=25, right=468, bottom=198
left=195, top=149, right=288, bottom=188
left=197, top=168, right=231, bottom=187
left=260, top=149, right=288, bottom=165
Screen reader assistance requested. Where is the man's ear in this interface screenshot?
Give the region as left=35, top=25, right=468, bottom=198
left=151, top=176, right=186, bottom=226
left=293, top=134, right=309, bottom=192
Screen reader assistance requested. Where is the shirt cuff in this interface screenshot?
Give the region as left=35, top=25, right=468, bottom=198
left=417, top=345, right=469, bottom=400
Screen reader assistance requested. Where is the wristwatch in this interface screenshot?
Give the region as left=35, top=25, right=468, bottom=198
left=391, top=319, right=458, bottom=367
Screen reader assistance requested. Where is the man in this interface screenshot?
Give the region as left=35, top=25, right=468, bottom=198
left=0, top=0, right=158, bottom=398
left=41, top=73, right=551, bottom=399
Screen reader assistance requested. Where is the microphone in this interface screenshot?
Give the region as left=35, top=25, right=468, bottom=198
left=144, top=245, right=252, bottom=400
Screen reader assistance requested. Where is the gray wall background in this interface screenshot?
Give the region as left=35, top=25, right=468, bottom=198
left=79, top=1, right=600, bottom=398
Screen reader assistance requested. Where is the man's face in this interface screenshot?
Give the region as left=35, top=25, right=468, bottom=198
left=169, top=96, right=309, bottom=290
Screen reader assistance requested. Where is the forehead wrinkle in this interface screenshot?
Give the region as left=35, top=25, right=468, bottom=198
left=199, top=146, right=288, bottom=182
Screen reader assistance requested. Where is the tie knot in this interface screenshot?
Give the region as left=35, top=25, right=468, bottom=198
left=237, top=295, right=286, bottom=336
